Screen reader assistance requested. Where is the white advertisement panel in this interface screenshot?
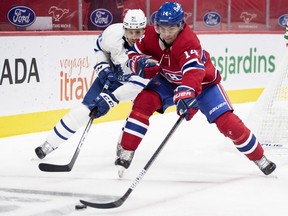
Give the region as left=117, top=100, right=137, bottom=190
left=0, top=33, right=286, bottom=117
left=0, top=34, right=97, bottom=116
left=199, top=34, right=286, bottom=89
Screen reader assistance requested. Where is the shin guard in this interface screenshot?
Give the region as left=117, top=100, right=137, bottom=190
left=215, top=112, right=263, bottom=160
left=46, top=104, right=90, bottom=148
left=120, top=90, right=162, bottom=151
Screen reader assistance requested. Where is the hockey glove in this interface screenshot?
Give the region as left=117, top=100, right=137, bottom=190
left=89, top=91, right=119, bottom=119
left=173, top=86, right=198, bottom=121
left=94, top=62, right=117, bottom=86
left=129, top=55, right=161, bottom=79
left=114, top=64, right=132, bottom=82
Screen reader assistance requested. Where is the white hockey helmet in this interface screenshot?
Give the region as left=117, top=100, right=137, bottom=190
left=123, top=9, right=147, bottom=29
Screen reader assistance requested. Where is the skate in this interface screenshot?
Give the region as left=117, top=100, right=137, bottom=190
left=254, top=155, right=276, bottom=175
left=115, top=145, right=135, bottom=178
left=35, top=141, right=55, bottom=159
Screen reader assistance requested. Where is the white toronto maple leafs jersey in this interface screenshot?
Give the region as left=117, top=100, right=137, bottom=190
left=93, top=23, right=149, bottom=102
left=94, top=23, right=131, bottom=75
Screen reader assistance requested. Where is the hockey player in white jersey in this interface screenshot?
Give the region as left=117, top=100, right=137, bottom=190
left=35, top=9, right=160, bottom=159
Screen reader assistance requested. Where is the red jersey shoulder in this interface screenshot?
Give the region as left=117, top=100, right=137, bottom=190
left=136, top=25, right=159, bottom=55
left=139, top=25, right=157, bottom=43
left=173, top=24, right=201, bottom=54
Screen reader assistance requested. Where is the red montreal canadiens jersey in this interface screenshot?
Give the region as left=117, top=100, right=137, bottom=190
left=128, top=24, right=221, bottom=96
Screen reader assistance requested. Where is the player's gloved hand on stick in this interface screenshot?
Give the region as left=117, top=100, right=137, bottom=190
left=114, top=64, right=132, bottom=82
left=129, top=55, right=161, bottom=79
left=173, top=85, right=198, bottom=121
left=94, top=62, right=117, bottom=86
left=89, top=90, right=119, bottom=119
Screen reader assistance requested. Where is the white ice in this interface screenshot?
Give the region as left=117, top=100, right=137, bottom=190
left=0, top=102, right=288, bottom=216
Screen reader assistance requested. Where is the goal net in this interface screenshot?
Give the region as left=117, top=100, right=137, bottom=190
left=246, top=42, right=288, bottom=149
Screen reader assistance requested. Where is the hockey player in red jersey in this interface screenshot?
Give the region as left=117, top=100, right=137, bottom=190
left=115, top=2, right=276, bottom=177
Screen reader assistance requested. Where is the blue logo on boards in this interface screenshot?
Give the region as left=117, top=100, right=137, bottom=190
left=90, top=8, right=113, bottom=27
left=203, top=12, right=221, bottom=27
left=7, top=6, right=36, bottom=27
left=278, top=14, right=288, bottom=27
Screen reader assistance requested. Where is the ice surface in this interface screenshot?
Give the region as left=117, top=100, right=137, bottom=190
left=0, top=103, right=287, bottom=216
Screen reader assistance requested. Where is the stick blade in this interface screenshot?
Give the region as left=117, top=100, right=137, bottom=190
left=79, top=199, right=123, bottom=209
left=38, top=163, right=72, bottom=172
left=79, top=189, right=131, bottom=209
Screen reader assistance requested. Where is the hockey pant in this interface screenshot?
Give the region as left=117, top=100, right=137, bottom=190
left=119, top=83, right=264, bottom=161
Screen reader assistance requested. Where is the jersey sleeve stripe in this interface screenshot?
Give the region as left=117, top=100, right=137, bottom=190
left=182, top=59, right=205, bottom=75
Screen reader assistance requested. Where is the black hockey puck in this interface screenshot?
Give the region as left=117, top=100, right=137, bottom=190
left=75, top=204, right=87, bottom=210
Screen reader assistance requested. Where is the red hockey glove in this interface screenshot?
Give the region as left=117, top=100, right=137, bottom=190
left=173, top=86, right=198, bottom=121
left=129, top=55, right=161, bottom=79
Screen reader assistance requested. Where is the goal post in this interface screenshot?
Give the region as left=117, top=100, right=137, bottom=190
left=246, top=34, right=288, bottom=148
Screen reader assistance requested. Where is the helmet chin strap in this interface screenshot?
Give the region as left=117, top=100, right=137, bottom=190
left=158, top=34, right=172, bottom=48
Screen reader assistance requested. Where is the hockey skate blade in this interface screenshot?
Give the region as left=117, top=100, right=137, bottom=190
left=117, top=166, right=126, bottom=178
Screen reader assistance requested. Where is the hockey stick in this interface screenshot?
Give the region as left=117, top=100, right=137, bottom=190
left=38, top=81, right=110, bottom=172
left=79, top=116, right=184, bottom=209
left=38, top=115, right=95, bottom=172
